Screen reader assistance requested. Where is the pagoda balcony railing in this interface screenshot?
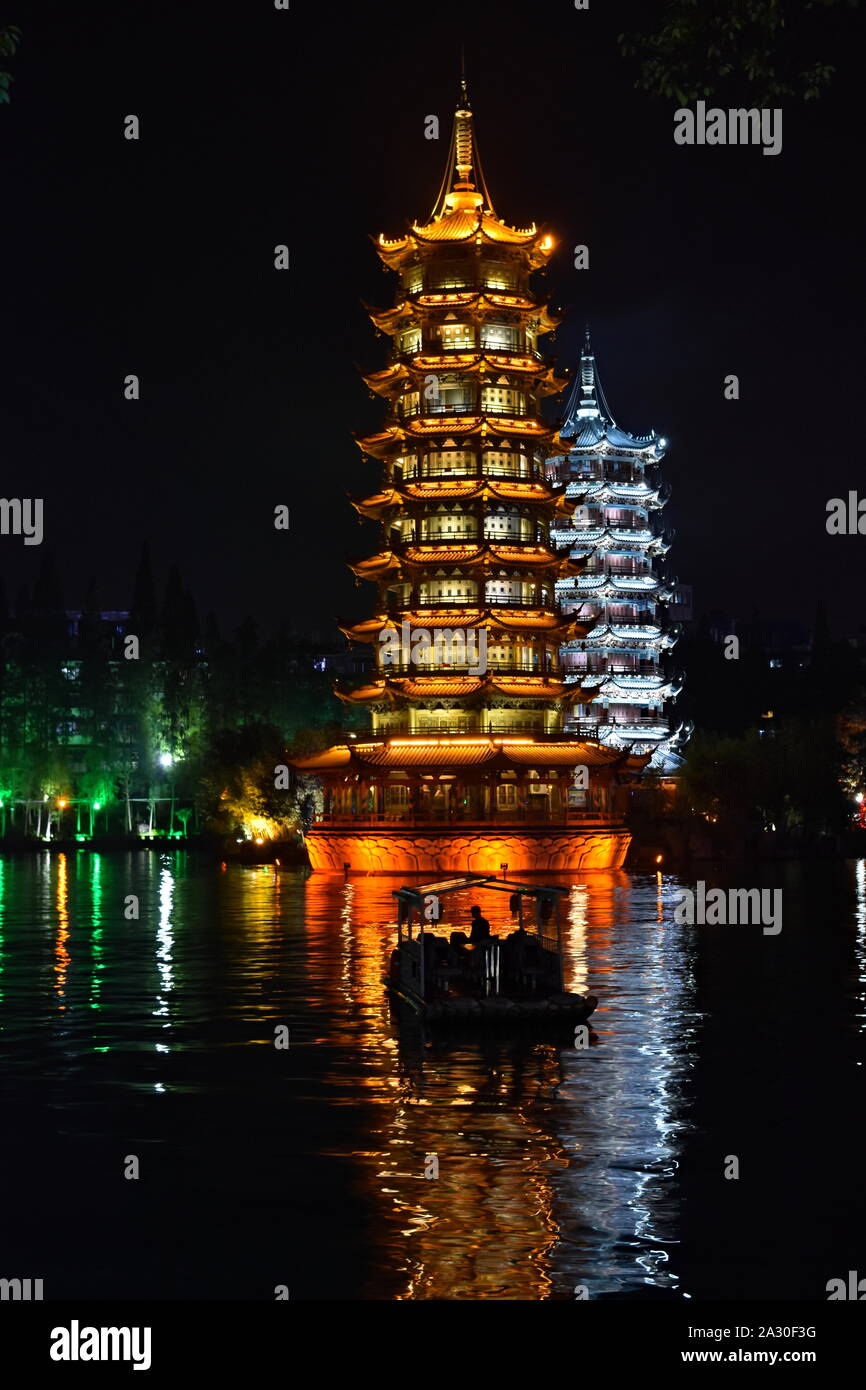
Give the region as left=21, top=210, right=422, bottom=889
left=569, top=517, right=664, bottom=525
left=374, top=722, right=557, bottom=737
left=399, top=595, right=480, bottom=608
left=566, top=661, right=661, bottom=677
left=571, top=716, right=669, bottom=730
left=403, top=342, right=542, bottom=360
left=399, top=595, right=555, bottom=610
left=411, top=280, right=526, bottom=297
left=422, top=280, right=479, bottom=294
left=411, top=532, right=541, bottom=547
left=396, top=533, right=544, bottom=550
left=567, top=472, right=647, bottom=486
left=479, top=341, right=541, bottom=358
left=313, top=809, right=618, bottom=828
left=399, top=403, right=532, bottom=420
left=581, top=566, right=655, bottom=579
left=417, top=529, right=480, bottom=543
left=484, top=593, right=555, bottom=607
left=377, top=660, right=560, bottom=677
left=404, top=466, right=541, bottom=483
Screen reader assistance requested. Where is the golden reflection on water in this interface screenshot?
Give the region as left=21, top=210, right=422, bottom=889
left=54, top=852, right=71, bottom=1009
left=300, top=874, right=567, bottom=1298
left=296, top=870, right=684, bottom=1301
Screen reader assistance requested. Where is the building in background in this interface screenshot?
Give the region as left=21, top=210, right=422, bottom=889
left=548, top=335, right=690, bottom=772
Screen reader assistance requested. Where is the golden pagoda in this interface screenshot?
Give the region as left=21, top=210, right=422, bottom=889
left=293, top=82, right=647, bottom=873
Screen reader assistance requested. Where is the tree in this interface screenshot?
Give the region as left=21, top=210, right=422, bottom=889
left=838, top=696, right=866, bottom=800
left=678, top=719, right=849, bottom=837
left=197, top=722, right=299, bottom=840
left=619, top=0, right=859, bottom=106
left=0, top=23, right=20, bottom=105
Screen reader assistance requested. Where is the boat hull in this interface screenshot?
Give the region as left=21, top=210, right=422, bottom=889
left=304, top=824, right=631, bottom=873
left=387, top=986, right=598, bottom=1027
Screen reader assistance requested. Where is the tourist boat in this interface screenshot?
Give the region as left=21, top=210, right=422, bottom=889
left=386, top=874, right=597, bottom=1026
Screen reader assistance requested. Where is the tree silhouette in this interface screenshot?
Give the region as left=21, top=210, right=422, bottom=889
left=619, top=0, right=859, bottom=105
left=0, top=24, right=20, bottom=106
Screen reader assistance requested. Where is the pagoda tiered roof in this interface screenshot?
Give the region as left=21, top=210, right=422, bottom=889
left=566, top=480, right=667, bottom=507
left=348, top=544, right=584, bottom=582
left=574, top=574, right=674, bottom=601
left=556, top=332, right=663, bottom=455
left=333, top=674, right=587, bottom=707
left=292, top=737, right=649, bottom=774
left=373, top=85, right=556, bottom=272
left=367, top=293, right=561, bottom=335
left=362, top=356, right=566, bottom=396
left=350, top=479, right=575, bottom=520
left=338, top=608, right=593, bottom=643
left=356, top=415, right=551, bottom=458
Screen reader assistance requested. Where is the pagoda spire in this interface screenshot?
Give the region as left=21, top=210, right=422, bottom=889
left=561, top=326, right=617, bottom=429
left=427, top=70, right=497, bottom=222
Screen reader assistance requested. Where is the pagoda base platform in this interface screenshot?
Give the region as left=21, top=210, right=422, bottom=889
left=303, top=824, right=632, bottom=874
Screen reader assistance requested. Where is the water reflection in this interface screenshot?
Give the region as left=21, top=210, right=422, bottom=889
left=153, top=861, right=175, bottom=1078
left=854, top=859, right=865, bottom=1033
left=0, top=857, right=5, bottom=1008
left=89, top=853, right=103, bottom=1013
left=54, top=852, right=71, bottom=1009
left=0, top=853, right=861, bottom=1299
left=301, top=872, right=694, bottom=1299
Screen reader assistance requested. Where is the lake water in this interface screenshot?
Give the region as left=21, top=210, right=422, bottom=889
left=1, top=852, right=863, bottom=1300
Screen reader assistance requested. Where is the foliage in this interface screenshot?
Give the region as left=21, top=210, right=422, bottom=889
left=0, top=23, right=21, bottom=105
left=0, top=550, right=369, bottom=834
left=838, top=698, right=866, bottom=797
left=197, top=722, right=299, bottom=840
left=677, top=719, right=849, bottom=835
left=618, top=0, right=858, bottom=105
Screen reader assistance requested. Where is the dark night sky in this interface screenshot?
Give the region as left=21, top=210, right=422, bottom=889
left=3, top=0, right=864, bottom=640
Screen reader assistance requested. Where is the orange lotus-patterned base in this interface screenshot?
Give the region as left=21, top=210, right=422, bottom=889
left=303, top=825, right=631, bottom=874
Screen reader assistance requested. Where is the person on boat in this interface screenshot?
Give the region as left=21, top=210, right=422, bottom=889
left=468, top=905, right=493, bottom=943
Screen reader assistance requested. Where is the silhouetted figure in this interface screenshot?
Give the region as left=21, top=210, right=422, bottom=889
left=468, top=905, right=492, bottom=943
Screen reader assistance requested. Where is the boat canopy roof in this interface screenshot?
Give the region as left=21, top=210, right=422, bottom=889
left=394, top=874, right=569, bottom=904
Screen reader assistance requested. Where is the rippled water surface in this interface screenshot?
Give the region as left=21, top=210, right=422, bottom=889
left=1, top=853, right=864, bottom=1300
